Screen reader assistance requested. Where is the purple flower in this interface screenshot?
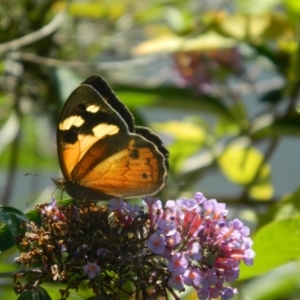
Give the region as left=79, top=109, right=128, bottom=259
left=168, top=253, right=189, bottom=274
left=168, top=273, right=185, bottom=291
left=157, top=219, right=177, bottom=236
left=180, top=198, right=199, bottom=212
left=165, top=230, right=182, bottom=248
left=83, top=262, right=100, bottom=279
left=108, top=198, right=144, bottom=226
left=183, top=268, right=202, bottom=286
left=97, top=248, right=108, bottom=257
left=147, top=233, right=166, bottom=254
left=126, top=202, right=142, bottom=218
left=41, top=198, right=65, bottom=221
left=145, top=192, right=255, bottom=299
left=143, top=197, right=163, bottom=229
left=243, top=248, right=255, bottom=265
left=221, top=287, right=238, bottom=300
left=194, top=192, right=206, bottom=204
left=173, top=48, right=243, bottom=96
left=108, top=198, right=126, bottom=212
left=188, top=242, right=202, bottom=260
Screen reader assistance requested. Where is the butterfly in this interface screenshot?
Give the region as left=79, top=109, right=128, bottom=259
left=55, top=75, right=168, bottom=201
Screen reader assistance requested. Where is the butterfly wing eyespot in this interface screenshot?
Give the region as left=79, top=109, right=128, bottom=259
left=57, top=75, right=168, bottom=200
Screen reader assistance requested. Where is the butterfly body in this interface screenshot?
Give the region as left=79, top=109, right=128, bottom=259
left=56, top=76, right=168, bottom=200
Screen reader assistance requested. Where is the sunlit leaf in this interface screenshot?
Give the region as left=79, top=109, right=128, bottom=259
left=154, top=120, right=206, bottom=142
left=215, top=116, right=240, bottom=136
left=213, top=12, right=295, bottom=42
left=114, top=91, right=159, bottom=107
left=249, top=177, right=273, bottom=200
left=132, top=31, right=236, bottom=55
left=218, top=144, right=270, bottom=184
left=284, top=0, right=300, bottom=14
left=154, top=120, right=207, bottom=172
left=68, top=2, right=125, bottom=20
left=239, top=216, right=300, bottom=280
left=235, top=0, right=282, bottom=14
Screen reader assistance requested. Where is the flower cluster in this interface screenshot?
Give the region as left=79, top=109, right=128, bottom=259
left=14, top=193, right=254, bottom=300
left=173, top=48, right=243, bottom=95
left=143, top=192, right=255, bottom=299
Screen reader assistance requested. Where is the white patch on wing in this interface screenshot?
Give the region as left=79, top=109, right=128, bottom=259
left=59, top=115, right=84, bottom=130
left=86, top=105, right=100, bottom=113
left=92, top=124, right=119, bottom=138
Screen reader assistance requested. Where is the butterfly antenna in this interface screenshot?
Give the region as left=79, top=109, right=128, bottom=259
left=25, top=173, right=51, bottom=179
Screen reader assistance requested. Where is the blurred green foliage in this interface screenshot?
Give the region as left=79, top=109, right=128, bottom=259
left=1, top=0, right=300, bottom=299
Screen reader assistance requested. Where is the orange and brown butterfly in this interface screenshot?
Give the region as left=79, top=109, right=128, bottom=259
left=54, top=75, right=169, bottom=201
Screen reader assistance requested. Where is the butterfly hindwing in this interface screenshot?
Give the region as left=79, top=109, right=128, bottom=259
left=135, top=126, right=169, bottom=170
left=56, top=75, right=168, bottom=200
left=66, top=133, right=165, bottom=199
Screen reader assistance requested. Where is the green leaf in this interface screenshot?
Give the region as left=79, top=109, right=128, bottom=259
left=164, top=6, right=194, bottom=34
left=18, top=287, right=52, bottom=300
left=0, top=206, right=28, bottom=251
left=215, top=116, right=240, bottom=136
left=0, top=224, right=15, bottom=251
left=259, top=88, right=285, bottom=105
left=1, top=114, right=58, bottom=170
left=240, top=262, right=300, bottom=299
left=251, top=114, right=300, bottom=139
left=239, top=216, right=300, bottom=280
left=284, top=0, right=300, bottom=15
left=0, top=206, right=27, bottom=237
left=258, top=187, right=300, bottom=227
left=216, top=101, right=248, bottom=136
left=115, top=86, right=234, bottom=120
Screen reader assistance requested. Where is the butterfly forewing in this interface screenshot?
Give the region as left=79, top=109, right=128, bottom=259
left=57, top=85, right=129, bottom=180
left=82, top=75, right=135, bottom=131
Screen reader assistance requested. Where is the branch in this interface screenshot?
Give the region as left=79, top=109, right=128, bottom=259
left=8, top=51, right=158, bottom=70
left=0, top=11, right=66, bottom=54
